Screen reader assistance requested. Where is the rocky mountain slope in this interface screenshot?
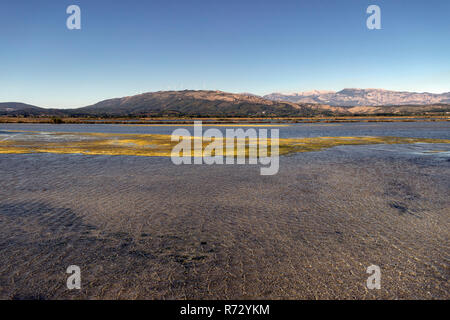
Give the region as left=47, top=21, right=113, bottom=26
left=264, top=89, right=450, bottom=106
left=70, top=90, right=320, bottom=117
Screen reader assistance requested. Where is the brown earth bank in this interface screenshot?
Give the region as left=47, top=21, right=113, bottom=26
left=0, top=115, right=449, bottom=125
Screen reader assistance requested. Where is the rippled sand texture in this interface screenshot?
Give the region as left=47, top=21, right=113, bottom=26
left=0, top=146, right=448, bottom=300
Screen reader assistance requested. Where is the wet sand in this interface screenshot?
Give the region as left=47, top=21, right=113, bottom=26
left=0, top=145, right=448, bottom=299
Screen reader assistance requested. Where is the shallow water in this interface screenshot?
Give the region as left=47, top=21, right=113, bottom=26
left=0, top=121, right=448, bottom=299
left=1, top=121, right=449, bottom=139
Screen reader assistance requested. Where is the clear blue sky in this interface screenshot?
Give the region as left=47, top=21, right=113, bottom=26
left=1, top=0, right=449, bottom=108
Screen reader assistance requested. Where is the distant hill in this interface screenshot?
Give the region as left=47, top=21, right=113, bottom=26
left=71, top=90, right=321, bottom=117
left=0, top=102, right=65, bottom=117
left=264, top=88, right=450, bottom=106
left=0, top=102, right=47, bottom=116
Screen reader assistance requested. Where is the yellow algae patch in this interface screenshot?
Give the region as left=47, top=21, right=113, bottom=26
left=0, top=131, right=449, bottom=157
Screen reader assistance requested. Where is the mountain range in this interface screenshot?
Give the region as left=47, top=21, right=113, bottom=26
left=263, top=89, right=450, bottom=106
left=72, top=90, right=318, bottom=117
left=1, top=89, right=449, bottom=117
